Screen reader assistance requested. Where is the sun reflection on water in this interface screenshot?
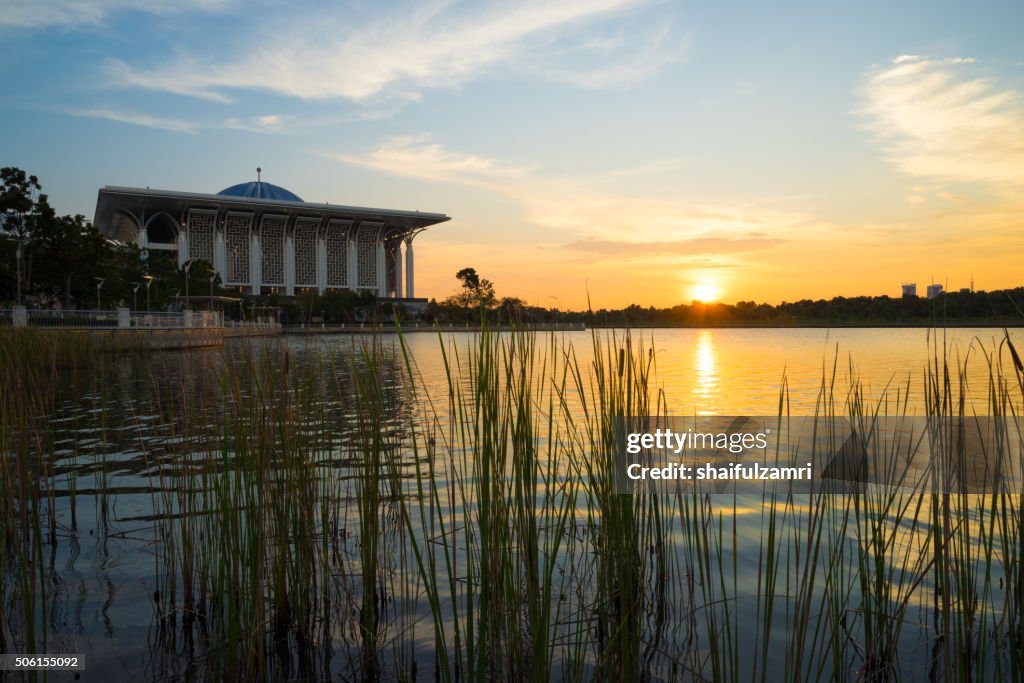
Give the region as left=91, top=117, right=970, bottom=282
left=692, top=329, right=719, bottom=413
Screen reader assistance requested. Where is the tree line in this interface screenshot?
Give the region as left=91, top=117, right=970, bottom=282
left=4, top=166, right=1021, bottom=325
left=421, top=268, right=1024, bottom=327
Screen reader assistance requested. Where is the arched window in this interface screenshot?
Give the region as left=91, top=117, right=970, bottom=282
left=145, top=213, right=178, bottom=245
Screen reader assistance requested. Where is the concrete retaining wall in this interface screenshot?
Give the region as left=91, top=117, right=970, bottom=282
left=82, top=328, right=225, bottom=351
left=224, top=326, right=284, bottom=339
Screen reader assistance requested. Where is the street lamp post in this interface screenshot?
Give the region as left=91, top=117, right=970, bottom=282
left=95, top=277, right=105, bottom=311
left=183, top=259, right=193, bottom=308
left=143, top=275, right=154, bottom=311
left=15, top=239, right=23, bottom=306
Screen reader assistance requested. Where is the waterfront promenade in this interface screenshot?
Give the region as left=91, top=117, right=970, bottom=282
left=0, top=306, right=281, bottom=349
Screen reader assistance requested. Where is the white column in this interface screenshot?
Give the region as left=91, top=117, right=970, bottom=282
left=405, top=241, right=414, bottom=298
left=214, top=229, right=227, bottom=284
left=394, top=243, right=403, bottom=299
left=250, top=230, right=261, bottom=295
left=177, top=230, right=188, bottom=267
left=316, top=234, right=327, bottom=295
left=347, top=231, right=358, bottom=291
left=285, top=232, right=295, bottom=296
left=376, top=235, right=387, bottom=298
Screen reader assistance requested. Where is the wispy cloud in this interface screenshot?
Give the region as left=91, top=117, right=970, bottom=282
left=222, top=114, right=289, bottom=133
left=106, top=0, right=682, bottom=103
left=530, top=20, right=688, bottom=89
left=325, top=135, right=818, bottom=245
left=68, top=107, right=288, bottom=134
left=860, top=55, right=1024, bottom=186
left=0, top=0, right=233, bottom=29
left=69, top=107, right=199, bottom=133
left=321, top=134, right=533, bottom=188
left=565, top=236, right=787, bottom=257
left=521, top=192, right=815, bottom=242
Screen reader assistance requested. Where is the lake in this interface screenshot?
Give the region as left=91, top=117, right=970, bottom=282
left=2, top=326, right=1022, bottom=681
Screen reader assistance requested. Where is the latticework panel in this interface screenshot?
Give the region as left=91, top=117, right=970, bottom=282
left=294, top=218, right=319, bottom=287
left=325, top=221, right=348, bottom=288
left=225, top=214, right=252, bottom=284
left=187, top=210, right=215, bottom=263
left=357, top=225, right=379, bottom=288
left=260, top=215, right=286, bottom=286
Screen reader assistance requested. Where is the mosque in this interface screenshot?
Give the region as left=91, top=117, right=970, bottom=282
left=93, top=171, right=449, bottom=299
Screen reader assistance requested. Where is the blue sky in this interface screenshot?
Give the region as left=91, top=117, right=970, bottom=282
left=2, top=0, right=1022, bottom=306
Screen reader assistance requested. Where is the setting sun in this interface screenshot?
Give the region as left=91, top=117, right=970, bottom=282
left=691, top=283, right=720, bottom=302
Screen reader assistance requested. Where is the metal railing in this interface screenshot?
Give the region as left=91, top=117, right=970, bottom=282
left=1, top=308, right=233, bottom=330
left=27, top=309, right=121, bottom=328
left=225, top=318, right=282, bottom=329
left=126, top=310, right=225, bottom=329
left=129, top=312, right=191, bottom=329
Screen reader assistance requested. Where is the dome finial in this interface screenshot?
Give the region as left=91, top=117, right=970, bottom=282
left=257, top=167, right=262, bottom=182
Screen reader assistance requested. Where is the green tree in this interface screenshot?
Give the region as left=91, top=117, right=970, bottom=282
left=497, top=296, right=526, bottom=322
left=0, top=167, right=51, bottom=303
left=453, top=267, right=496, bottom=308
left=33, top=213, right=116, bottom=306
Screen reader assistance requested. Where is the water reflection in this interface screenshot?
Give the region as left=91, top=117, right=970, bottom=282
left=3, top=327, right=1022, bottom=679
left=692, top=329, right=718, bottom=413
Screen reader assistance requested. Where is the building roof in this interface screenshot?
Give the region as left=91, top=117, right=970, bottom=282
left=218, top=181, right=303, bottom=202
left=94, top=185, right=450, bottom=243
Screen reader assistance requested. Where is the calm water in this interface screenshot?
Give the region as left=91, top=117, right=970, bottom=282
left=6, top=327, right=1022, bottom=679
left=371, top=326, right=1018, bottom=415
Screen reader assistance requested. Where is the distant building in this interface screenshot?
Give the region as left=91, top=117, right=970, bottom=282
left=901, top=283, right=917, bottom=298
left=94, top=174, right=450, bottom=298
left=926, top=284, right=943, bottom=299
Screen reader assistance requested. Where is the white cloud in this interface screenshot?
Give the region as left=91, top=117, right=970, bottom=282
left=527, top=20, right=688, bottom=89
left=69, top=107, right=198, bottom=133
left=221, top=114, right=288, bottom=133
left=106, top=0, right=681, bottom=103
left=860, top=55, right=1024, bottom=186
left=0, top=0, right=233, bottom=29
left=321, top=134, right=533, bottom=189
left=325, top=135, right=817, bottom=245
left=69, top=107, right=289, bottom=134
left=522, top=192, right=814, bottom=242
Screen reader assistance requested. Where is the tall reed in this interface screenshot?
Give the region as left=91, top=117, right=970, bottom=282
left=2, top=325, right=1022, bottom=682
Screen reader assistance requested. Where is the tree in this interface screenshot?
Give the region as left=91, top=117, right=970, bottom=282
left=453, top=267, right=496, bottom=308
left=0, top=167, right=43, bottom=239
left=33, top=213, right=115, bottom=305
left=497, top=296, right=526, bottom=322
left=455, top=267, right=480, bottom=291
left=1, top=167, right=50, bottom=303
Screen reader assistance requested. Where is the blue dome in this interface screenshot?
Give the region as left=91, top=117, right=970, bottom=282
left=218, top=181, right=303, bottom=202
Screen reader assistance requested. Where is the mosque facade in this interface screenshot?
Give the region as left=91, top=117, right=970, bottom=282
left=93, top=175, right=449, bottom=299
